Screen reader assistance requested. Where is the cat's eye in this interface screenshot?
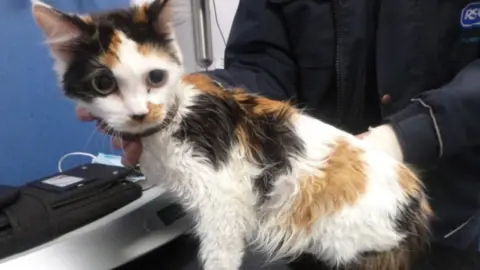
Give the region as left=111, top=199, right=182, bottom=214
left=146, top=69, right=167, bottom=88
left=92, top=73, right=117, bottom=95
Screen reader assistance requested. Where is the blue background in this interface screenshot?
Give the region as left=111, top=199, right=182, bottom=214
left=0, top=0, right=129, bottom=186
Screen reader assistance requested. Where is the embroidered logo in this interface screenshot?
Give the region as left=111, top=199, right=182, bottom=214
left=461, top=3, right=480, bottom=28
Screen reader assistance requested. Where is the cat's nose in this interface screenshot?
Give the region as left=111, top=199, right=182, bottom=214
left=130, top=114, right=147, bottom=122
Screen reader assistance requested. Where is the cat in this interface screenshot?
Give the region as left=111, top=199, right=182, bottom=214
left=32, top=0, right=433, bottom=269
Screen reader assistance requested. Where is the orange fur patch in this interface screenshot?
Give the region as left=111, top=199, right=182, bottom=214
left=396, top=164, right=434, bottom=217
left=397, top=164, right=422, bottom=195
left=251, top=96, right=294, bottom=117
left=396, top=164, right=434, bottom=228
left=287, top=138, right=367, bottom=230
left=98, top=31, right=121, bottom=68
left=420, top=199, right=434, bottom=219
left=234, top=123, right=262, bottom=161
left=133, top=3, right=149, bottom=23
left=181, top=73, right=226, bottom=97
left=284, top=141, right=432, bottom=270
left=137, top=43, right=153, bottom=55
left=80, top=15, right=92, bottom=23
left=229, top=88, right=296, bottom=118
left=181, top=74, right=296, bottom=118
left=234, top=124, right=252, bottom=158
left=145, top=102, right=163, bottom=123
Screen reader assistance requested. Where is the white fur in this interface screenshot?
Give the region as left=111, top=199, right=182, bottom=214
left=138, top=85, right=260, bottom=269
left=34, top=1, right=424, bottom=269
left=136, top=96, right=414, bottom=269
left=250, top=115, right=409, bottom=265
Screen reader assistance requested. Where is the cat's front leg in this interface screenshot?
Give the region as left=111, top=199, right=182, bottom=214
left=195, top=199, right=249, bottom=270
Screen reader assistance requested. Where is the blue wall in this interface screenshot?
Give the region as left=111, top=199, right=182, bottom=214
left=0, top=0, right=129, bottom=186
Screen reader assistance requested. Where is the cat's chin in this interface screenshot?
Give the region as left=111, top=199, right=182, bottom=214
left=94, top=97, right=180, bottom=140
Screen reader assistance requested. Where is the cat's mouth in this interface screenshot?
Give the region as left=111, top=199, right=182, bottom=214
left=96, top=99, right=179, bottom=140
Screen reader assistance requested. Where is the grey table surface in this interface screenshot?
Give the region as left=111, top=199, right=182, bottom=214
left=116, top=233, right=296, bottom=270
left=117, top=233, right=480, bottom=270
left=115, top=232, right=480, bottom=270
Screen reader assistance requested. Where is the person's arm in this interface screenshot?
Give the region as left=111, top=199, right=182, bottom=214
left=208, top=0, right=297, bottom=101
left=366, top=60, right=480, bottom=168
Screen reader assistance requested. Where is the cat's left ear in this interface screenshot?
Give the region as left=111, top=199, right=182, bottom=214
left=146, top=0, right=173, bottom=35
left=32, top=0, right=88, bottom=62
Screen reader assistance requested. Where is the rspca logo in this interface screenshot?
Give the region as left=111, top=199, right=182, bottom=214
left=461, top=3, right=480, bottom=28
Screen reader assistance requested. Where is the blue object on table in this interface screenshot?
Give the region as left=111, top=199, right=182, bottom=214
left=0, top=0, right=129, bottom=186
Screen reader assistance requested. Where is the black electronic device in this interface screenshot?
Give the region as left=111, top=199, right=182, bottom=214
left=0, top=163, right=142, bottom=259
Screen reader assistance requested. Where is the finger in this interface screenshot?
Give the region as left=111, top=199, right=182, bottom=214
left=356, top=131, right=370, bottom=139
left=96, top=122, right=105, bottom=133
left=121, top=141, right=142, bottom=166
left=76, top=106, right=95, bottom=122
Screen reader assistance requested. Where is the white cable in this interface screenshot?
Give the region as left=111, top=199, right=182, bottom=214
left=58, top=152, right=96, bottom=173
left=444, top=215, right=475, bottom=239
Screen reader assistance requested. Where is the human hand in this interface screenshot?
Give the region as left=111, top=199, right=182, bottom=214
left=356, top=125, right=403, bottom=162
left=356, top=130, right=370, bottom=140
left=75, top=106, right=143, bottom=166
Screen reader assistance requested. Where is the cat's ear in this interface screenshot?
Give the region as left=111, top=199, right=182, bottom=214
left=31, top=0, right=87, bottom=62
left=146, top=0, right=173, bottom=35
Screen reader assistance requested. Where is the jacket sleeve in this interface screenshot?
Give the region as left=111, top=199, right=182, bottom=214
left=207, top=0, right=297, bottom=101
left=387, top=59, right=480, bottom=168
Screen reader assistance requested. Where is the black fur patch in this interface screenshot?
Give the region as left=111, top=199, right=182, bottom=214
left=173, top=91, right=305, bottom=200
left=394, top=194, right=422, bottom=234
left=173, top=94, right=242, bottom=168
left=235, top=95, right=304, bottom=199
left=59, top=2, right=179, bottom=101
left=62, top=22, right=115, bottom=101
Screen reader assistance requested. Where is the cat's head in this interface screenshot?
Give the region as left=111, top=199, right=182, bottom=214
left=32, top=0, right=183, bottom=136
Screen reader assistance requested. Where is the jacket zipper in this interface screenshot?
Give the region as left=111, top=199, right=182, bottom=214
left=332, top=0, right=344, bottom=126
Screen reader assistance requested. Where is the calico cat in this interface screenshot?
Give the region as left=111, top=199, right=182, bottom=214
left=32, top=0, right=433, bottom=269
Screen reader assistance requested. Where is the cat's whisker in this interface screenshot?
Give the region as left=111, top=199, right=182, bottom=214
left=83, top=126, right=98, bottom=150
left=110, top=131, right=120, bottom=154
left=102, top=122, right=115, bottom=153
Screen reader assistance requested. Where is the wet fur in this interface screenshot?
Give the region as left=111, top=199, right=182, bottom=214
left=32, top=1, right=433, bottom=269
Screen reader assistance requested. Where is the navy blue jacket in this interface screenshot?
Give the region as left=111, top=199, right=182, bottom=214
left=209, top=0, right=480, bottom=250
